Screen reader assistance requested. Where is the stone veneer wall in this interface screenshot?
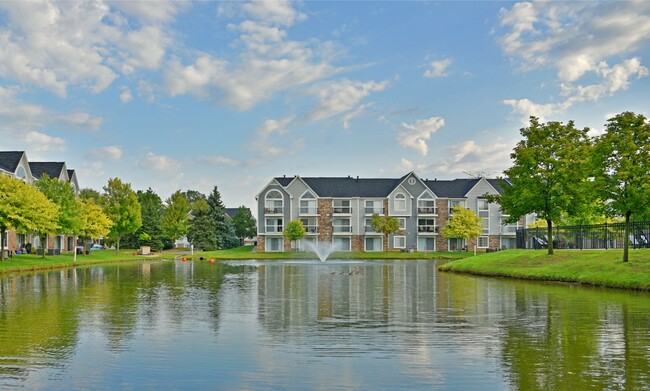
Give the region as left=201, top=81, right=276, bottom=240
left=489, top=235, right=500, bottom=250
left=351, top=235, right=364, bottom=252
left=318, top=199, right=333, bottom=242
left=435, top=199, right=449, bottom=252
left=256, top=235, right=265, bottom=252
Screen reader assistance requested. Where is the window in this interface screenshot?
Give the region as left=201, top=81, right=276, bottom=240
left=265, top=190, right=283, bottom=214
left=364, top=219, right=376, bottom=233
left=417, top=237, right=435, bottom=251
left=333, top=218, right=351, bottom=233
left=299, top=237, right=316, bottom=251
left=418, top=218, right=437, bottom=233
left=16, top=165, right=27, bottom=181
left=394, top=193, right=406, bottom=212
left=408, top=177, right=416, bottom=185
left=333, top=199, right=351, bottom=214
left=394, top=236, right=406, bottom=249
left=265, top=218, right=283, bottom=233
left=418, top=199, right=437, bottom=214
left=333, top=237, right=351, bottom=251
left=478, top=236, right=489, bottom=248
left=449, top=200, right=465, bottom=215
left=300, top=218, right=318, bottom=234
left=266, top=237, right=283, bottom=252
left=477, top=198, right=489, bottom=235
left=364, top=200, right=383, bottom=214
left=300, top=191, right=317, bottom=214
left=365, top=237, right=382, bottom=252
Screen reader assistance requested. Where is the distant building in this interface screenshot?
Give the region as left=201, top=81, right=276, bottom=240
left=255, top=172, right=532, bottom=252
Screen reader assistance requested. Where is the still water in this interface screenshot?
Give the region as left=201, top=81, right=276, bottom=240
left=0, top=259, right=649, bottom=390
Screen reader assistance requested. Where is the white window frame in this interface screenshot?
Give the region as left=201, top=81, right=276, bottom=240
left=478, top=236, right=489, bottom=248
left=364, top=237, right=383, bottom=252
left=394, top=235, right=406, bottom=249
left=299, top=191, right=317, bottom=215
left=417, top=237, right=436, bottom=252
left=398, top=218, right=406, bottom=230
left=333, top=237, right=351, bottom=251
left=265, top=190, right=283, bottom=214
left=394, top=193, right=406, bottom=212
left=265, top=237, right=284, bottom=252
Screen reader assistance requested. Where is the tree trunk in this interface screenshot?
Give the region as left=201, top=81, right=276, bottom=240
left=547, top=219, right=554, bottom=255
left=0, top=227, right=5, bottom=262
left=40, top=234, right=47, bottom=258
left=384, top=233, right=388, bottom=252
left=116, top=236, right=121, bottom=254
left=623, top=211, right=631, bottom=262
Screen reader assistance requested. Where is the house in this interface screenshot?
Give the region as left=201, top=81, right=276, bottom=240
left=255, top=172, right=530, bottom=252
left=0, top=151, right=79, bottom=254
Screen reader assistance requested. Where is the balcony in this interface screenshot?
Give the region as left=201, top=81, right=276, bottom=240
left=418, top=225, right=439, bottom=234
left=333, top=207, right=352, bottom=214
left=417, top=207, right=437, bottom=215
left=265, top=207, right=283, bottom=214
left=265, top=225, right=283, bottom=233
left=304, top=225, right=319, bottom=234
left=299, top=207, right=318, bottom=215
left=333, top=225, right=352, bottom=233
left=364, top=207, right=384, bottom=215
left=501, top=225, right=518, bottom=235
left=365, top=226, right=377, bottom=233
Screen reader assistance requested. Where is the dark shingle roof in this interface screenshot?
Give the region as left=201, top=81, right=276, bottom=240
left=225, top=208, right=240, bottom=218
left=424, top=179, right=479, bottom=198
left=67, top=169, right=75, bottom=179
left=0, top=151, right=25, bottom=173
left=29, top=162, right=65, bottom=180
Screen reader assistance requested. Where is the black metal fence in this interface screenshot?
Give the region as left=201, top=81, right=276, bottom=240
left=516, top=221, right=650, bottom=250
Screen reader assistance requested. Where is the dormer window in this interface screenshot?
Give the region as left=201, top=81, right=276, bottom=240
left=394, top=193, right=406, bottom=212
left=16, top=165, right=27, bottom=182
left=265, top=190, right=283, bottom=214
left=299, top=191, right=317, bottom=214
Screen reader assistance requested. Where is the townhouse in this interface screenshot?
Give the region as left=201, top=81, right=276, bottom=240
left=0, top=151, right=79, bottom=254
left=255, top=172, right=530, bottom=252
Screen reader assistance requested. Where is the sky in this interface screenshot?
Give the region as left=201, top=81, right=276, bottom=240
left=1, top=1, right=649, bottom=212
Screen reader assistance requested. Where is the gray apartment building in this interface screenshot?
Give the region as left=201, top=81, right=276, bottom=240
left=255, top=172, right=529, bottom=253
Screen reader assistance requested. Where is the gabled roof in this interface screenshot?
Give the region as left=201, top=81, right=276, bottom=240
left=29, top=162, right=66, bottom=180
left=225, top=208, right=240, bottom=218
left=424, top=178, right=481, bottom=198
left=67, top=169, right=75, bottom=180
left=298, top=177, right=402, bottom=197
left=0, top=151, right=25, bottom=173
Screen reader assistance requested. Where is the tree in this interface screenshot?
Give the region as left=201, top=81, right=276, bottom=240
left=370, top=213, right=402, bottom=251
left=35, top=175, right=82, bottom=258
left=492, top=117, right=592, bottom=255
left=0, top=176, right=59, bottom=261
left=207, top=186, right=229, bottom=249
left=79, top=188, right=102, bottom=203
left=162, top=190, right=191, bottom=243
left=232, top=206, right=256, bottom=245
left=135, top=188, right=164, bottom=252
left=101, top=178, right=142, bottom=253
left=592, top=112, right=650, bottom=262
left=284, top=219, right=306, bottom=250
left=186, top=198, right=217, bottom=251
left=441, top=205, right=482, bottom=251
left=77, top=199, right=113, bottom=254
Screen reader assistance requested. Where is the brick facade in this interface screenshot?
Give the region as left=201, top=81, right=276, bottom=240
left=256, top=235, right=265, bottom=252
left=318, top=199, right=333, bottom=242
left=351, top=235, right=364, bottom=252
left=435, top=199, right=449, bottom=252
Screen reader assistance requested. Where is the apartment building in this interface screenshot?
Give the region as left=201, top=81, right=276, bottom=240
left=0, top=151, right=79, bottom=254
left=255, top=172, right=528, bottom=252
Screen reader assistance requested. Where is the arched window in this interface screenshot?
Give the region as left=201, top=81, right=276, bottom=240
left=394, top=193, right=406, bottom=212
left=265, top=190, right=283, bottom=214
left=300, top=191, right=317, bottom=214
left=417, top=191, right=437, bottom=214
left=16, top=165, right=27, bottom=182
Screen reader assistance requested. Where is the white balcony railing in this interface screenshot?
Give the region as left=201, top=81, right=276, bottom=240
left=333, top=225, right=352, bottom=233
left=265, top=225, right=283, bottom=233
left=304, top=225, right=318, bottom=234
left=364, top=207, right=384, bottom=215
left=265, top=207, right=283, bottom=214
left=299, top=207, right=318, bottom=215
left=333, top=207, right=352, bottom=214
left=418, top=207, right=438, bottom=214
left=418, top=225, right=439, bottom=234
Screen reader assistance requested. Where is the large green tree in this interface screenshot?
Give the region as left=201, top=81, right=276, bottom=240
left=207, top=186, right=231, bottom=249
left=35, top=175, right=82, bottom=257
left=592, top=112, right=650, bottom=262
left=232, top=206, right=256, bottom=245
left=162, top=190, right=191, bottom=244
left=0, top=176, right=59, bottom=261
left=493, top=117, right=592, bottom=255
left=441, top=205, right=482, bottom=251
left=284, top=219, right=306, bottom=250
left=370, top=213, right=402, bottom=251
left=77, top=199, right=113, bottom=254
left=187, top=198, right=217, bottom=251
left=101, top=178, right=142, bottom=253
left=134, top=188, right=164, bottom=252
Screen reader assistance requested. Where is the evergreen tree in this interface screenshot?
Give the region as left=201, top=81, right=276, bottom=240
left=187, top=198, right=217, bottom=251
left=135, top=188, right=164, bottom=252
left=207, top=186, right=228, bottom=249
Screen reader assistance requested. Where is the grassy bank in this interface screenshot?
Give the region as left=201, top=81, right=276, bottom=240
left=180, top=245, right=472, bottom=261
left=0, top=251, right=166, bottom=274
left=438, top=249, right=650, bottom=290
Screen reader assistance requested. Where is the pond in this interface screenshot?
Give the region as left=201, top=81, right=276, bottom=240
left=0, top=259, right=649, bottom=390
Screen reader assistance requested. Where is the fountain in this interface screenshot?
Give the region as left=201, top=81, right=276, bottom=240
left=302, top=240, right=339, bottom=262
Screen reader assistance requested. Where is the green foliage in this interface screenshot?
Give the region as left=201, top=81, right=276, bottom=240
left=493, top=117, right=592, bottom=255
left=283, top=220, right=306, bottom=244
left=370, top=213, right=402, bottom=251
left=187, top=198, right=217, bottom=251
left=441, top=205, right=482, bottom=241
left=35, top=174, right=81, bottom=236
left=592, top=112, right=650, bottom=262
left=162, top=190, right=191, bottom=241
left=135, top=188, right=164, bottom=252
left=207, top=186, right=237, bottom=249
left=101, top=178, right=142, bottom=253
left=79, top=188, right=102, bottom=203
left=77, top=199, right=113, bottom=253
left=232, top=206, right=257, bottom=243
left=0, top=175, right=59, bottom=261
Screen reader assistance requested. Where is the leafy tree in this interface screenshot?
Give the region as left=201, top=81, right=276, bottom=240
left=0, top=176, right=59, bottom=261
left=492, top=117, right=592, bottom=255
left=35, top=175, right=82, bottom=257
left=370, top=213, right=402, bottom=251
left=77, top=199, right=113, bottom=254
left=441, top=205, right=482, bottom=250
left=183, top=189, right=206, bottom=207
left=232, top=206, right=256, bottom=245
left=207, top=186, right=229, bottom=249
left=79, top=188, right=102, bottom=203
left=187, top=198, right=217, bottom=251
left=284, top=219, right=306, bottom=250
left=101, top=178, right=142, bottom=253
left=162, top=190, right=191, bottom=243
left=592, top=112, right=650, bottom=262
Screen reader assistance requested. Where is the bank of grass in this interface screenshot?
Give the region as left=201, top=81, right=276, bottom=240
left=0, top=250, right=166, bottom=274
left=438, top=249, right=650, bottom=290
left=182, top=245, right=472, bottom=261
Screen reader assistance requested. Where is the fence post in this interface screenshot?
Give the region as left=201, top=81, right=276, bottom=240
left=579, top=224, right=583, bottom=250
left=605, top=222, right=608, bottom=250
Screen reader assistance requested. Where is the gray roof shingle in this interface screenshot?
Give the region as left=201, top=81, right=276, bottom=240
left=29, top=162, right=66, bottom=180
left=0, top=151, right=25, bottom=173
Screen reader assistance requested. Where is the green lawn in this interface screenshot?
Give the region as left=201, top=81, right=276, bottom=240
left=438, top=249, right=650, bottom=290
left=0, top=250, right=166, bottom=274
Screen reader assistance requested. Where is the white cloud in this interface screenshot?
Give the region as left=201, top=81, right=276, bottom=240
left=306, top=79, right=389, bottom=122
left=436, top=139, right=514, bottom=176
left=423, top=58, right=453, bottom=78
left=395, top=158, right=414, bottom=172
left=25, top=131, right=66, bottom=152
left=56, top=112, right=103, bottom=131
left=397, top=117, right=445, bottom=156
left=120, top=87, right=133, bottom=103
left=140, top=152, right=180, bottom=171
left=200, top=155, right=238, bottom=166
left=256, top=115, right=294, bottom=137
left=88, top=146, right=122, bottom=161
left=342, top=103, right=370, bottom=130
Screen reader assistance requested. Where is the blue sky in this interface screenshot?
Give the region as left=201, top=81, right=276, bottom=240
left=1, top=1, right=649, bottom=211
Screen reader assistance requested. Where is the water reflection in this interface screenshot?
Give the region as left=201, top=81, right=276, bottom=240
left=0, top=259, right=649, bottom=390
